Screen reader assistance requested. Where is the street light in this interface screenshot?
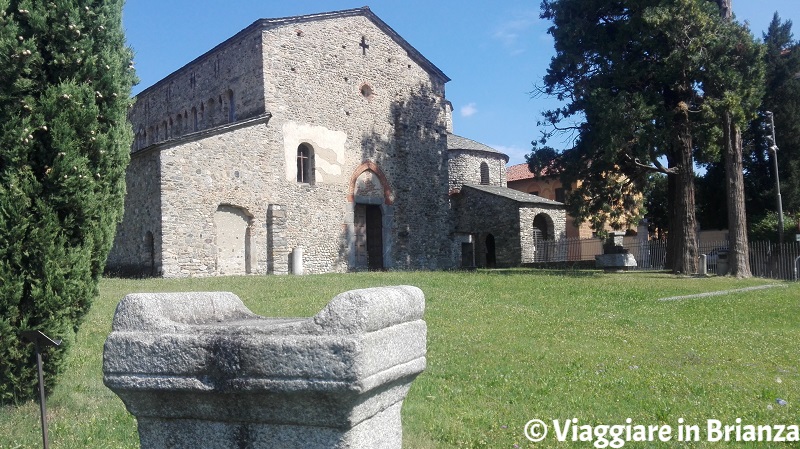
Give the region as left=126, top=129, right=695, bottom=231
left=765, top=111, right=785, bottom=245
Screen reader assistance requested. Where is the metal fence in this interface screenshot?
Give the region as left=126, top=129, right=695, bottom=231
left=533, top=237, right=800, bottom=281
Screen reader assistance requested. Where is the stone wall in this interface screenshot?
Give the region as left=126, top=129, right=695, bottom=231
left=111, top=9, right=458, bottom=276
left=128, top=26, right=266, bottom=151
left=452, top=188, right=523, bottom=267
left=260, top=13, right=453, bottom=271
left=448, top=149, right=507, bottom=191
left=452, top=186, right=566, bottom=267
left=519, top=206, right=568, bottom=263
left=107, top=149, right=161, bottom=276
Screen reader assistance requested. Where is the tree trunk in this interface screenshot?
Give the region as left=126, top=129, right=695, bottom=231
left=666, top=102, right=699, bottom=274
left=714, top=0, right=731, bottom=20
left=665, top=173, right=676, bottom=270
left=717, top=0, right=752, bottom=277
left=724, top=113, right=752, bottom=277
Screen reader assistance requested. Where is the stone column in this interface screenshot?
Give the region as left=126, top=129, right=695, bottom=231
left=267, top=204, right=289, bottom=275
left=103, top=286, right=427, bottom=449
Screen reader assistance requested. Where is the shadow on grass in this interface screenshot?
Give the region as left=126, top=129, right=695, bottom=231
left=479, top=268, right=604, bottom=278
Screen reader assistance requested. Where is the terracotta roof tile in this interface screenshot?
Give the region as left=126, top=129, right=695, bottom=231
left=506, top=163, right=534, bottom=182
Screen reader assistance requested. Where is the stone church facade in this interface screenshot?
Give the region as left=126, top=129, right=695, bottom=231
left=107, top=7, right=566, bottom=277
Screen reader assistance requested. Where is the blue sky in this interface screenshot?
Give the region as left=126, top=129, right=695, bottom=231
left=123, top=1, right=800, bottom=166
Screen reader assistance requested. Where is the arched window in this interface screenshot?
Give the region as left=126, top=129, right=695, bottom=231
left=207, top=98, right=216, bottom=126
left=227, top=89, right=235, bottom=122
left=296, top=143, right=314, bottom=184
left=175, top=114, right=183, bottom=137
left=192, top=107, right=198, bottom=132
left=479, top=162, right=490, bottom=185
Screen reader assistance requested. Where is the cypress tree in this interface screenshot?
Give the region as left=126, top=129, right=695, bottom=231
left=0, top=0, right=135, bottom=403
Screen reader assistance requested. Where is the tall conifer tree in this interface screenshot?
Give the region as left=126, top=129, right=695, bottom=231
left=533, top=0, right=762, bottom=273
left=0, top=0, right=135, bottom=403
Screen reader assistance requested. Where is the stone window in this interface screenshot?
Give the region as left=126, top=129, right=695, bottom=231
left=227, top=89, right=236, bottom=122
left=192, top=107, right=198, bottom=132
left=296, top=143, right=314, bottom=184
left=207, top=98, right=216, bottom=126
left=479, top=162, right=490, bottom=185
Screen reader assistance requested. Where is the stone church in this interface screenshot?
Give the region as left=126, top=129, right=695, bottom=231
left=106, top=7, right=565, bottom=277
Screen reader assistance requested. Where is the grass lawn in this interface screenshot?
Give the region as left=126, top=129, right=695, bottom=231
left=1, top=270, right=798, bottom=448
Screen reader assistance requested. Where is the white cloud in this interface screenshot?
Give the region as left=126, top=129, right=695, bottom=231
left=491, top=144, right=531, bottom=166
left=460, top=103, right=478, bottom=118
left=492, top=11, right=540, bottom=53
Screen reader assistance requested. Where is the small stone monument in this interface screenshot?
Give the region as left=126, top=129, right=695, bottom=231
left=595, top=231, right=637, bottom=271
left=103, top=286, right=427, bottom=449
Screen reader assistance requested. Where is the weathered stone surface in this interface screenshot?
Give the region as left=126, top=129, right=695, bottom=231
left=595, top=253, right=638, bottom=270
left=103, top=286, right=427, bottom=449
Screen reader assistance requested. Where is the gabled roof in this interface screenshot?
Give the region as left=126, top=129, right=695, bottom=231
left=506, top=162, right=558, bottom=181
left=257, top=7, right=450, bottom=83
left=461, top=184, right=563, bottom=206
left=137, top=7, right=450, bottom=98
left=447, top=134, right=508, bottom=161
left=506, top=163, right=534, bottom=182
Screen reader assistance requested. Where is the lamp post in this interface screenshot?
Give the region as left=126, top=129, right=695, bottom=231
left=765, top=111, right=785, bottom=245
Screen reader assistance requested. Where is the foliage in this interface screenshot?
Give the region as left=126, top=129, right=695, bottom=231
left=748, top=211, right=799, bottom=243
left=0, top=0, right=136, bottom=404
left=760, top=14, right=800, bottom=214
left=1, top=273, right=795, bottom=448
left=642, top=173, right=668, bottom=238
left=532, top=0, right=763, bottom=273
left=699, top=13, right=800, bottom=230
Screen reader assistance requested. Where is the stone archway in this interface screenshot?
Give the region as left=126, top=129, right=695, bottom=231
left=485, top=233, right=496, bottom=268
left=533, top=213, right=555, bottom=262
left=348, top=161, right=393, bottom=271
left=214, top=205, right=253, bottom=275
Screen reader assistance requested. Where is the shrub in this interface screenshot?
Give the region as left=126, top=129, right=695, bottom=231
left=749, top=211, right=799, bottom=243
left=0, top=0, right=135, bottom=404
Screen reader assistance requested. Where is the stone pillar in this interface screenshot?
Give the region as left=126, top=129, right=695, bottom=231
left=103, top=286, right=427, bottom=449
left=267, top=204, right=289, bottom=275
left=291, top=246, right=304, bottom=275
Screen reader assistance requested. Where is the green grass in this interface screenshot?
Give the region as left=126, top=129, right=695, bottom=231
left=1, top=270, right=798, bottom=448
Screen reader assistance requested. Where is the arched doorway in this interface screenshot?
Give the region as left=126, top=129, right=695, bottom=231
left=214, top=205, right=252, bottom=275
left=533, top=213, right=554, bottom=262
left=348, top=162, right=393, bottom=271
left=533, top=214, right=550, bottom=240
left=485, top=233, right=496, bottom=268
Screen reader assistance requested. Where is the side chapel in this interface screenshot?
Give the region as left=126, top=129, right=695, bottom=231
left=106, top=7, right=566, bottom=277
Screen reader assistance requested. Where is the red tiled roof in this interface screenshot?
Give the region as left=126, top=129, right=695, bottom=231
left=506, top=163, right=534, bottom=182
left=507, top=162, right=561, bottom=181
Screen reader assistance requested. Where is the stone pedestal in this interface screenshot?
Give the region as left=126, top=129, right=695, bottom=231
left=103, top=286, right=427, bottom=449
left=595, top=253, right=637, bottom=271
left=596, top=232, right=637, bottom=271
